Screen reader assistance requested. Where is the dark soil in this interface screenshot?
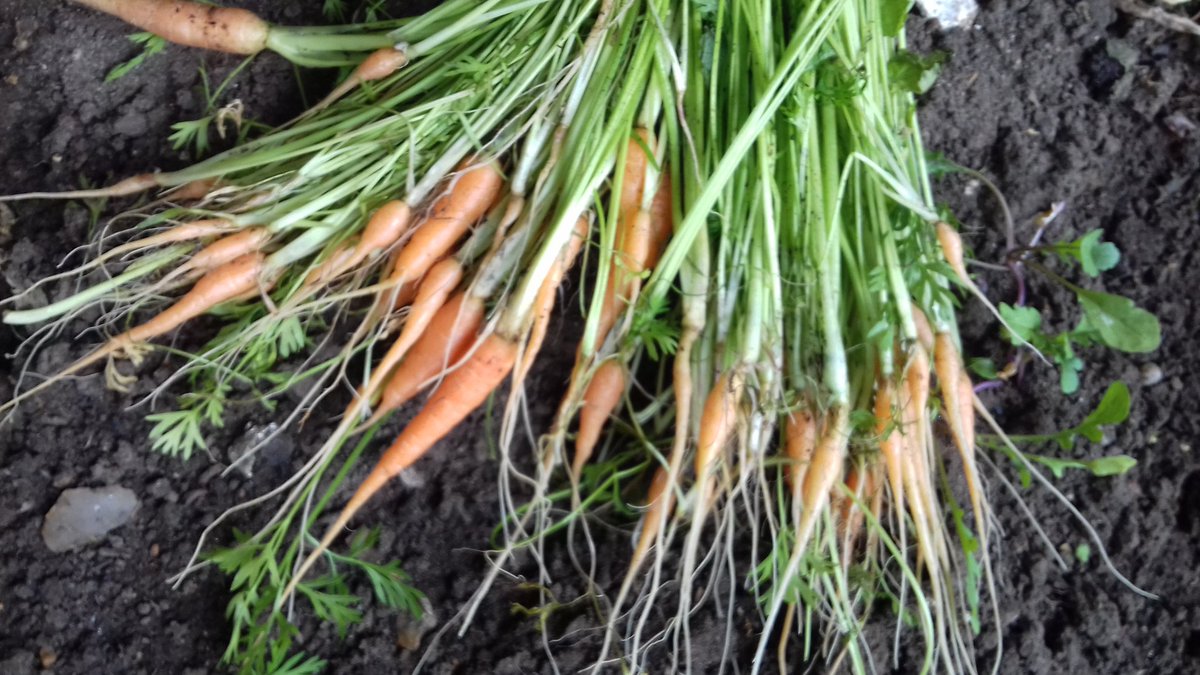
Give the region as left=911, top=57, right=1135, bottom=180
left=2, top=1, right=1198, bottom=674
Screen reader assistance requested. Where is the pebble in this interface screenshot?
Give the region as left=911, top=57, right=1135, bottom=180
left=41, top=486, right=140, bottom=552
left=38, top=647, right=57, bottom=669
left=1139, top=363, right=1164, bottom=387
left=395, top=597, right=438, bottom=651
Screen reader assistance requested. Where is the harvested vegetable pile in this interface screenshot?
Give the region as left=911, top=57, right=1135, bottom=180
left=0, top=1, right=1172, bottom=674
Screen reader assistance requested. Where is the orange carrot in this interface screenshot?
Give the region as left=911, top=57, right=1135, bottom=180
left=305, top=49, right=410, bottom=118
left=875, top=378, right=904, bottom=510
left=933, top=331, right=985, bottom=537
left=384, top=163, right=503, bottom=308
left=284, top=332, right=518, bottom=602
left=3, top=252, right=267, bottom=407
left=935, top=221, right=970, bottom=285
left=183, top=227, right=271, bottom=274
left=101, top=218, right=235, bottom=260
left=307, top=201, right=412, bottom=287
left=618, top=130, right=651, bottom=216
left=644, top=171, right=673, bottom=271
left=362, top=291, right=485, bottom=429
left=693, top=372, right=739, bottom=506
left=358, top=257, right=463, bottom=412
left=572, top=360, right=627, bottom=479
left=628, top=465, right=673, bottom=573
left=911, top=305, right=935, bottom=354
left=165, top=177, right=221, bottom=202
left=76, top=0, right=269, bottom=54
left=797, top=406, right=850, bottom=548
left=516, top=216, right=589, bottom=383
left=784, top=408, right=818, bottom=500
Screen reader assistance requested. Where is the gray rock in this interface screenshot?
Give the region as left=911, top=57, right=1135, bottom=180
left=41, top=486, right=140, bottom=552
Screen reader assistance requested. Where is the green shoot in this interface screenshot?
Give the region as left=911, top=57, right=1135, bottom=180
left=105, top=32, right=167, bottom=83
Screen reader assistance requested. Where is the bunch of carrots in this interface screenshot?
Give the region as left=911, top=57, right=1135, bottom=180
left=1, top=1, right=1160, bottom=674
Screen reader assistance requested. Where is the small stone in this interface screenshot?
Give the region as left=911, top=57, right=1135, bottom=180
left=150, top=543, right=160, bottom=558
left=1139, top=363, right=1163, bottom=387
left=395, top=597, right=437, bottom=651
left=37, top=647, right=56, bottom=669
left=41, top=486, right=140, bottom=552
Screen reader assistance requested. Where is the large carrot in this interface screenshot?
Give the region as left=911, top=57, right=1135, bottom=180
left=0, top=252, right=266, bottom=413
left=283, top=332, right=518, bottom=603
left=75, top=0, right=269, bottom=54
left=571, top=359, right=627, bottom=479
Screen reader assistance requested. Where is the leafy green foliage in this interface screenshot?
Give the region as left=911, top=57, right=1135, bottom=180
left=170, top=116, right=215, bottom=156
left=986, top=382, right=1138, bottom=487
left=146, top=382, right=230, bottom=459
left=211, top=524, right=422, bottom=675
left=105, top=33, right=167, bottom=83
left=880, top=0, right=914, bottom=37
left=999, top=303, right=1084, bottom=393
left=1052, top=229, right=1120, bottom=278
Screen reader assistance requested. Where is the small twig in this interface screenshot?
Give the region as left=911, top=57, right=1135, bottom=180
left=1116, top=0, right=1200, bottom=36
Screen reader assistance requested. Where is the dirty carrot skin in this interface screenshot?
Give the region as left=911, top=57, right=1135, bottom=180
left=572, top=359, right=627, bottom=479
left=0, top=252, right=267, bottom=413
left=74, top=0, right=269, bottom=54
left=360, top=290, right=485, bottom=429
left=283, top=332, right=519, bottom=604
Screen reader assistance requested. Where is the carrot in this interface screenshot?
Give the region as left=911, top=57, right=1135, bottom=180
left=515, top=216, right=589, bottom=384
left=1, top=252, right=267, bottom=413
left=383, top=163, right=503, bottom=309
left=283, top=332, right=518, bottom=603
left=100, top=218, right=235, bottom=261
left=164, top=177, right=221, bottom=202
left=693, top=372, right=739, bottom=507
left=933, top=331, right=986, bottom=540
left=76, top=0, right=269, bottom=55
left=306, top=201, right=412, bottom=287
left=361, top=290, right=484, bottom=429
left=571, top=359, right=627, bottom=479
left=355, top=257, right=463, bottom=419
left=304, top=48, right=410, bottom=119
left=643, top=171, right=673, bottom=271
left=629, top=466, right=673, bottom=573
left=935, top=221, right=970, bottom=286
left=910, top=305, right=934, bottom=354
left=0, top=172, right=160, bottom=202
left=797, top=406, right=850, bottom=550
left=618, top=130, right=651, bottom=216
left=874, top=378, right=904, bottom=511
left=182, top=227, right=271, bottom=275
left=784, top=408, right=818, bottom=501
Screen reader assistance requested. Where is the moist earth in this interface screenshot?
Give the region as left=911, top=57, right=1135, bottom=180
left=1, top=1, right=1198, bottom=673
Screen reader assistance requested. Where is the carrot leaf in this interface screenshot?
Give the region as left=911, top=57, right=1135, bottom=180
left=104, top=32, right=167, bottom=83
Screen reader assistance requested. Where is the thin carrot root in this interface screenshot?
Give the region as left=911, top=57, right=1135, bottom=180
left=571, top=359, right=627, bottom=479
left=360, top=291, right=484, bottom=430
left=281, top=333, right=518, bottom=606
left=0, top=172, right=160, bottom=202
left=75, top=0, right=270, bottom=55
left=933, top=331, right=987, bottom=540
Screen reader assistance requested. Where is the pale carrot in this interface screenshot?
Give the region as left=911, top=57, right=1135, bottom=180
left=0, top=172, right=160, bottom=202
left=911, top=305, right=934, bottom=354
left=100, top=218, right=235, bottom=260
left=182, top=227, right=271, bottom=274
left=515, top=216, right=589, bottom=383
left=75, top=0, right=269, bottom=55
left=874, top=378, right=904, bottom=512
left=933, top=331, right=986, bottom=541
left=796, top=406, right=850, bottom=550
left=283, top=332, right=519, bottom=603
left=571, top=359, right=627, bottom=479
left=165, top=177, right=221, bottom=202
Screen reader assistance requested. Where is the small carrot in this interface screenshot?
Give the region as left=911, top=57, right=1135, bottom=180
left=910, top=305, right=935, bottom=354
left=76, top=0, right=269, bottom=55
left=306, top=47, right=409, bottom=116
left=515, top=216, right=589, bottom=384
left=182, top=227, right=272, bottom=275
left=784, top=408, right=818, bottom=502
left=571, top=359, right=627, bottom=479
left=935, top=221, right=970, bottom=286
left=307, top=201, right=412, bottom=287
left=796, top=406, right=850, bottom=550
left=361, top=290, right=485, bottom=429
left=283, top=332, right=519, bottom=603
left=355, top=257, right=463, bottom=418
left=933, top=331, right=986, bottom=540
left=100, top=218, right=235, bottom=261
left=383, top=162, right=503, bottom=309
left=617, top=129, right=651, bottom=217
left=693, top=372, right=740, bottom=508
left=165, top=177, right=221, bottom=202
left=874, top=378, right=904, bottom=512
left=0, top=252, right=267, bottom=413
left=643, top=171, right=674, bottom=271
left=0, top=172, right=160, bottom=202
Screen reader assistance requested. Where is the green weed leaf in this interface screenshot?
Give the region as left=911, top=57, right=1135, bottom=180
left=1077, top=230, right=1120, bottom=277
left=1075, top=288, right=1160, bottom=353
left=881, top=0, right=914, bottom=37
left=888, top=50, right=947, bottom=95
left=105, top=33, right=167, bottom=83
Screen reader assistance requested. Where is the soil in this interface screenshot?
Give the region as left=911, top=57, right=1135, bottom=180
left=1, top=1, right=1198, bottom=674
